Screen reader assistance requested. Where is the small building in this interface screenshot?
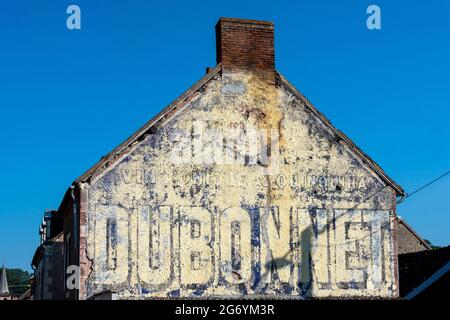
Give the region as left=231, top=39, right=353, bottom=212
left=31, top=210, right=65, bottom=300
left=397, top=217, right=431, bottom=254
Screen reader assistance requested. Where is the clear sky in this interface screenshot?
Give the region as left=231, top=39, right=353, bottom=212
left=0, top=0, right=449, bottom=270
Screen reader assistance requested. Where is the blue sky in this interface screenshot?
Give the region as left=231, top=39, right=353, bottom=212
left=0, top=0, right=449, bottom=270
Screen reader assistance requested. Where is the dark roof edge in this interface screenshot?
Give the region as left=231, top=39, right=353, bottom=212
left=404, top=261, right=450, bottom=299
left=397, top=217, right=432, bottom=250
left=59, top=65, right=403, bottom=208
left=31, top=246, right=44, bottom=269
left=75, top=64, right=223, bottom=185
left=276, top=71, right=405, bottom=196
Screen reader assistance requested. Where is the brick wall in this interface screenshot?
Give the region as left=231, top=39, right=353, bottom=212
left=216, top=17, right=274, bottom=72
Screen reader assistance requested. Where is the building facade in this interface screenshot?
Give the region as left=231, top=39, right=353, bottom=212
left=49, top=18, right=405, bottom=300
left=31, top=210, right=65, bottom=300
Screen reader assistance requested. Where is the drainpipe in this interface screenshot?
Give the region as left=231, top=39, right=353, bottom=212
left=70, top=184, right=79, bottom=299
left=70, top=184, right=79, bottom=253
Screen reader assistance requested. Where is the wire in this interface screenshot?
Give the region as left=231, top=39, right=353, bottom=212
left=287, top=169, right=450, bottom=247
left=397, top=170, right=450, bottom=204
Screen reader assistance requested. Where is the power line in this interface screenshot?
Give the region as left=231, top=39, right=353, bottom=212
left=309, top=169, right=450, bottom=246
left=397, top=170, right=450, bottom=204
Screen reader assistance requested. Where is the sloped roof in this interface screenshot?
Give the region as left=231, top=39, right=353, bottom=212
left=399, top=246, right=450, bottom=298
left=67, top=65, right=403, bottom=197
left=18, top=288, right=32, bottom=300
left=397, top=216, right=432, bottom=250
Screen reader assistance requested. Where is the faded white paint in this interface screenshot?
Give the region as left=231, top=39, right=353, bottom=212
left=84, top=70, right=398, bottom=299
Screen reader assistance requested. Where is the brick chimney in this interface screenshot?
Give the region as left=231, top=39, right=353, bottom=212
left=215, top=17, right=275, bottom=73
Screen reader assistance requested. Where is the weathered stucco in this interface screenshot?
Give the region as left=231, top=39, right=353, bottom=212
left=83, top=70, right=398, bottom=299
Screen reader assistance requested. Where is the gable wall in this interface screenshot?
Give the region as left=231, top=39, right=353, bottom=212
left=82, top=70, right=398, bottom=299
left=397, top=222, right=430, bottom=254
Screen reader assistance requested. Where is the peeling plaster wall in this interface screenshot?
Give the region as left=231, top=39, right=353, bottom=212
left=84, top=70, right=398, bottom=299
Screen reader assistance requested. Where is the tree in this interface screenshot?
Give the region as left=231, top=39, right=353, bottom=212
left=6, top=268, right=31, bottom=296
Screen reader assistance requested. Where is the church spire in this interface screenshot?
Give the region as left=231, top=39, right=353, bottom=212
left=0, top=264, right=9, bottom=294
